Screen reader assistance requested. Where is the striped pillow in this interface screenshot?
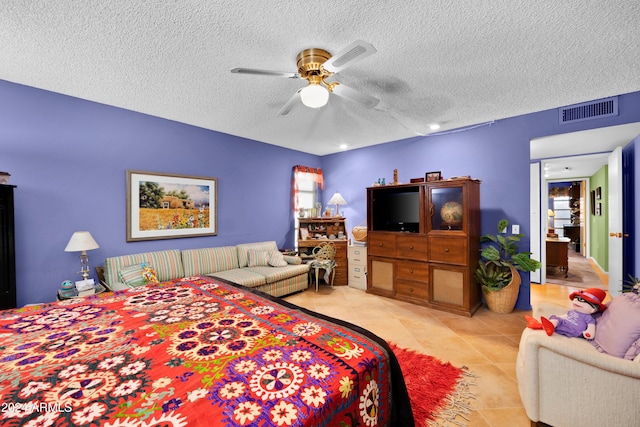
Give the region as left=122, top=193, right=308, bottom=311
left=248, top=250, right=270, bottom=267
left=119, top=263, right=148, bottom=287
left=268, top=251, right=288, bottom=267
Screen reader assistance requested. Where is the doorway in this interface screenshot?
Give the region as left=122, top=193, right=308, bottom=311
left=530, top=122, right=640, bottom=294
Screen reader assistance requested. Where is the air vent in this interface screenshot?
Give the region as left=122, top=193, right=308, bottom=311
left=559, top=96, right=618, bottom=124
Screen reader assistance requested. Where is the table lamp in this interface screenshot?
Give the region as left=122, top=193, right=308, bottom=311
left=65, top=231, right=100, bottom=281
left=328, top=192, right=347, bottom=217
left=547, top=209, right=556, bottom=237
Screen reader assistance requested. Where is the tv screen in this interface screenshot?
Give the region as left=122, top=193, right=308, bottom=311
left=372, top=189, right=420, bottom=232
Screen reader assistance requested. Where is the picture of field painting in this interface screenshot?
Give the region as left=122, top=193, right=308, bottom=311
left=138, top=181, right=210, bottom=231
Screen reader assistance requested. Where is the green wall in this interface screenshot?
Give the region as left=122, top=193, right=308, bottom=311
left=590, top=165, right=608, bottom=271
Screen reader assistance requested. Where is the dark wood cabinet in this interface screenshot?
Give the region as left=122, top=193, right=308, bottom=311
left=297, top=217, right=348, bottom=286
left=0, top=185, right=16, bottom=310
left=366, top=179, right=481, bottom=316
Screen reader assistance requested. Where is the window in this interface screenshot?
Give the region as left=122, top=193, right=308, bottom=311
left=292, top=166, right=323, bottom=249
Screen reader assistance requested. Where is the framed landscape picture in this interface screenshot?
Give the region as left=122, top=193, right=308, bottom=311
left=126, top=170, right=217, bottom=241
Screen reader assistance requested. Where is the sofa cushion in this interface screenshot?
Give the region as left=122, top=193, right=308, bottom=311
left=244, top=264, right=310, bottom=284
left=268, top=251, right=288, bottom=267
left=591, top=292, right=640, bottom=359
left=181, top=246, right=239, bottom=276
left=208, top=269, right=267, bottom=288
left=237, top=241, right=278, bottom=268
left=104, top=249, right=184, bottom=286
left=248, top=250, right=271, bottom=267
left=119, top=263, right=147, bottom=287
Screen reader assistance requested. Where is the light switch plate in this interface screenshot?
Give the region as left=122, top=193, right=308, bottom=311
left=512, top=224, right=520, bottom=234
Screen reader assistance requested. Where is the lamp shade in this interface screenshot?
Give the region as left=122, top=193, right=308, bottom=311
left=64, top=231, right=100, bottom=252
left=328, top=192, right=347, bottom=206
left=300, top=84, right=329, bottom=108
left=548, top=209, right=555, bottom=217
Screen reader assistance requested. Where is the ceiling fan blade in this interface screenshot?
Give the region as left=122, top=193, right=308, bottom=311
left=322, top=40, right=377, bottom=73
left=231, top=68, right=300, bottom=79
left=332, top=83, right=379, bottom=109
left=278, top=88, right=303, bottom=116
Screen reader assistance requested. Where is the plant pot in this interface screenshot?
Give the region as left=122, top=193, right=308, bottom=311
left=484, top=265, right=521, bottom=313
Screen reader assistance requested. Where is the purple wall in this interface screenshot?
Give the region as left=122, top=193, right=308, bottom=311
left=322, top=91, right=640, bottom=310
left=1, top=80, right=319, bottom=306
left=3, top=78, right=640, bottom=309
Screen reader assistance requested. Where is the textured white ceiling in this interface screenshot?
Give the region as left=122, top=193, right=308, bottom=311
left=2, top=1, right=640, bottom=155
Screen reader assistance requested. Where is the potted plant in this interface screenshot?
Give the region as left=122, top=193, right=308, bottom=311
left=474, top=219, right=541, bottom=313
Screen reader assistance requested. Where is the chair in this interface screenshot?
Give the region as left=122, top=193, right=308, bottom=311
left=310, top=242, right=337, bottom=292
left=516, top=301, right=640, bottom=427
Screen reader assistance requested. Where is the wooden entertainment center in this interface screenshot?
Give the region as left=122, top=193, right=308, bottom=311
left=366, top=178, right=481, bottom=316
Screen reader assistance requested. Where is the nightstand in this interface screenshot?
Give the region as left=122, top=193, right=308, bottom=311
left=57, top=283, right=108, bottom=301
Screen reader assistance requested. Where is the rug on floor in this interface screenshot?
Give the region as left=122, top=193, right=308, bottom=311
left=388, top=343, right=476, bottom=427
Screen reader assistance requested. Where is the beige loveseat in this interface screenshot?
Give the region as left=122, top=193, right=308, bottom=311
left=516, top=301, right=640, bottom=427
left=102, top=241, right=309, bottom=297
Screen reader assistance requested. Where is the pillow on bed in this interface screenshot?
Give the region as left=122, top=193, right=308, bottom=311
left=591, top=292, right=640, bottom=359
left=268, top=251, right=288, bottom=267
left=247, top=250, right=270, bottom=267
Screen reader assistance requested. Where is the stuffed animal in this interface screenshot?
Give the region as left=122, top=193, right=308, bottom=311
left=525, top=288, right=607, bottom=340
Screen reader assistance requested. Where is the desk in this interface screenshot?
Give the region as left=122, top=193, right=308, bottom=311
left=546, top=237, right=570, bottom=277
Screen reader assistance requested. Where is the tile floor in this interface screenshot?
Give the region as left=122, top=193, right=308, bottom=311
left=284, top=281, right=602, bottom=427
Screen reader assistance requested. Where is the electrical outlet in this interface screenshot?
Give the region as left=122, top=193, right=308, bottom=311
left=512, top=224, right=520, bottom=234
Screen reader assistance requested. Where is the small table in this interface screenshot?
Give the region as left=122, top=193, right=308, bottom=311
left=57, top=283, right=108, bottom=301
left=546, top=237, right=570, bottom=277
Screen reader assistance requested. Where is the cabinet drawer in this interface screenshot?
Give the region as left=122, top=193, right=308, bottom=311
left=396, top=234, right=428, bottom=260
left=368, top=233, right=396, bottom=257
left=428, top=236, right=467, bottom=265
left=396, top=279, right=429, bottom=300
left=348, top=246, right=367, bottom=265
left=396, top=261, right=429, bottom=282
left=349, top=264, right=367, bottom=280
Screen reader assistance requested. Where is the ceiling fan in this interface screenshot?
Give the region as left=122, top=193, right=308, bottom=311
left=231, top=40, right=380, bottom=115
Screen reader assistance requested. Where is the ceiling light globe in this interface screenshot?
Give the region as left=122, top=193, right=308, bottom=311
left=300, top=84, right=329, bottom=108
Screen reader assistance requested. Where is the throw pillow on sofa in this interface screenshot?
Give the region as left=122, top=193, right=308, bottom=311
left=268, top=251, right=288, bottom=267
left=248, top=250, right=271, bottom=267
left=591, top=292, right=640, bottom=359
left=119, top=262, right=157, bottom=287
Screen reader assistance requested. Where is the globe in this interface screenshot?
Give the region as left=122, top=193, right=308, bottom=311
left=440, top=201, right=463, bottom=229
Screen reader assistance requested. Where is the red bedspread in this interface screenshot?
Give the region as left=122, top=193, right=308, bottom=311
left=0, top=277, right=413, bottom=426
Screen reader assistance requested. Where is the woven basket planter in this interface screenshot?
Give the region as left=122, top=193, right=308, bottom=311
left=352, top=226, right=367, bottom=242
left=483, top=265, right=521, bottom=314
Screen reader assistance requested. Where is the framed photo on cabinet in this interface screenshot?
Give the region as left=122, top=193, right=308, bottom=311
left=425, top=171, right=442, bottom=182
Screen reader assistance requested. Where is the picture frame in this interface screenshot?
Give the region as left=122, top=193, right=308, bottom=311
left=300, top=227, right=309, bottom=240
left=126, top=170, right=217, bottom=242
left=590, top=190, right=596, bottom=215
left=596, top=203, right=602, bottom=216
left=425, top=171, right=442, bottom=182
left=596, top=186, right=602, bottom=200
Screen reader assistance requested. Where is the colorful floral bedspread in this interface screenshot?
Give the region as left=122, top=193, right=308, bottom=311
left=0, top=277, right=413, bottom=426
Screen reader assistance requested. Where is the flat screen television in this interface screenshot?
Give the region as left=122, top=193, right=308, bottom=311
left=371, top=188, right=420, bottom=232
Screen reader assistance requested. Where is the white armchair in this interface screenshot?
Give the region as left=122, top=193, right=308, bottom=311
left=516, top=302, right=640, bottom=427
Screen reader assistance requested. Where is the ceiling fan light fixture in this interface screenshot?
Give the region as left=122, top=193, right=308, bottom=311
left=300, top=84, right=329, bottom=108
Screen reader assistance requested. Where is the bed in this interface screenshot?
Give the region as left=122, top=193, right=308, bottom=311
left=0, top=276, right=413, bottom=426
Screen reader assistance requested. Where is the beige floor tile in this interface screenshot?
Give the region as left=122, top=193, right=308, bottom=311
left=478, top=407, right=531, bottom=427
left=282, top=280, right=591, bottom=426
left=461, top=335, right=520, bottom=364
left=466, top=363, right=523, bottom=409
left=415, top=335, right=492, bottom=366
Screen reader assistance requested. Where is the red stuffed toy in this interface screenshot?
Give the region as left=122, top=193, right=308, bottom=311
left=525, top=288, right=607, bottom=340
